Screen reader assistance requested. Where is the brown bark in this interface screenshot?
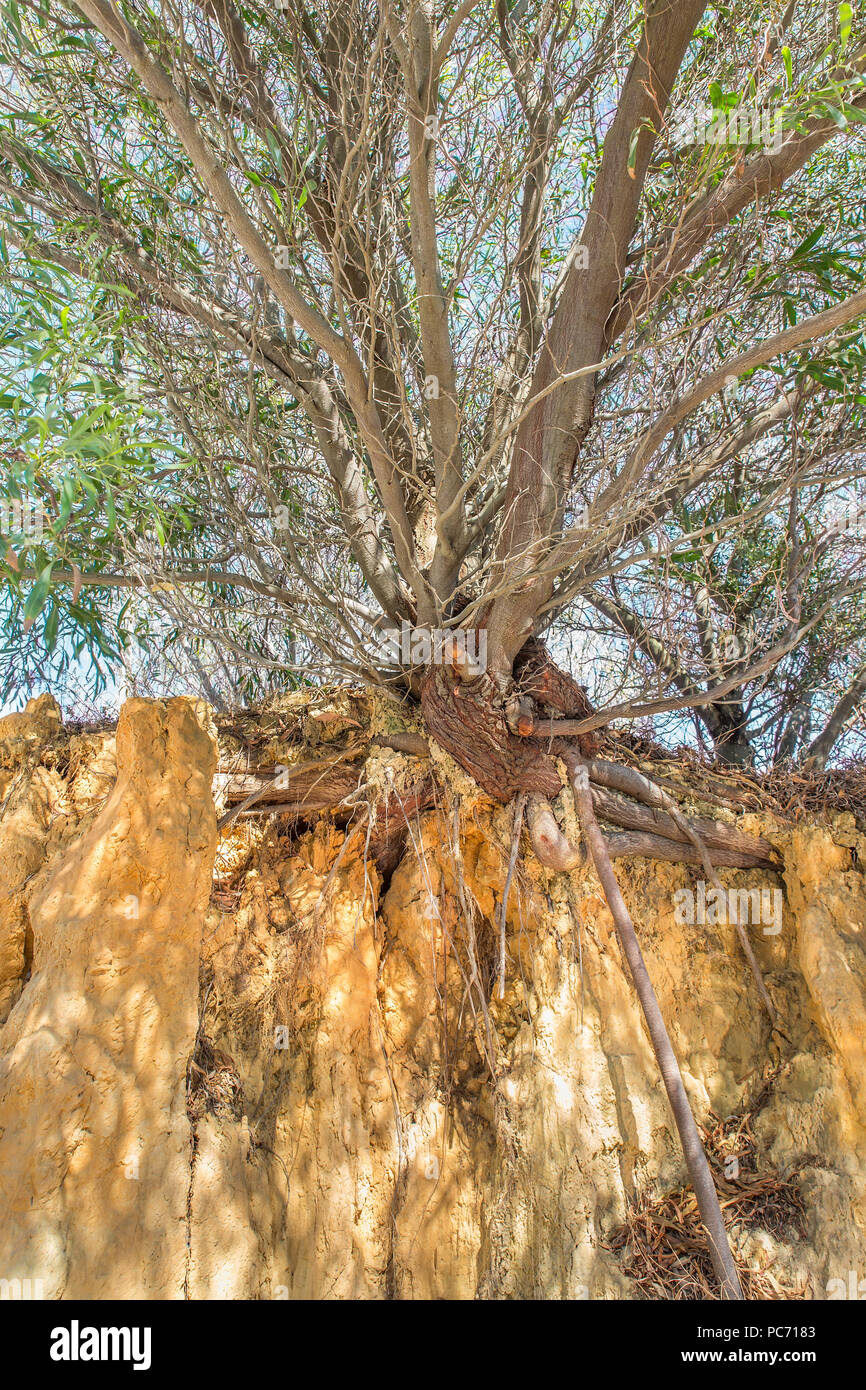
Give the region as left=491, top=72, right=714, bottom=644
left=602, top=831, right=769, bottom=869
left=483, top=1, right=708, bottom=678
left=420, top=665, right=562, bottom=801
left=587, top=784, right=778, bottom=867
left=525, top=794, right=583, bottom=871
left=364, top=780, right=438, bottom=875
left=513, top=637, right=596, bottom=718
left=217, top=760, right=364, bottom=826
left=221, top=763, right=436, bottom=874
left=586, top=758, right=777, bottom=1018
left=213, top=664, right=777, bottom=875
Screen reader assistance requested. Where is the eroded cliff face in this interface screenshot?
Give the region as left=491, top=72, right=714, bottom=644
left=0, top=694, right=864, bottom=1300
left=0, top=696, right=216, bottom=1299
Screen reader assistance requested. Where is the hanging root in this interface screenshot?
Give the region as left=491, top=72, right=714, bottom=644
left=498, top=792, right=527, bottom=1000
left=525, top=794, right=584, bottom=870
left=565, top=748, right=744, bottom=1301
left=585, top=760, right=777, bottom=1023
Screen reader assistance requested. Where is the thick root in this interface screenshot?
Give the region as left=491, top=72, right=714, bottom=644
left=525, top=794, right=583, bottom=870
left=585, top=759, right=778, bottom=866
left=602, top=830, right=773, bottom=869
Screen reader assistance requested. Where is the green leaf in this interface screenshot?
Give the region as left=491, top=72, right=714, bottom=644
left=670, top=550, right=701, bottom=564
left=839, top=3, right=853, bottom=49
left=709, top=81, right=740, bottom=111
left=782, top=46, right=793, bottom=87
left=55, top=475, right=75, bottom=532
left=264, top=126, right=284, bottom=178
left=823, top=103, right=848, bottom=128
left=44, top=600, right=59, bottom=651
left=22, top=563, right=53, bottom=624
left=792, top=225, right=825, bottom=258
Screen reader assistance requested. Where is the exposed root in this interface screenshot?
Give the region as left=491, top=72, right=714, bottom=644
left=586, top=781, right=777, bottom=867
left=587, top=760, right=777, bottom=1022
left=601, top=830, right=772, bottom=867
left=498, top=793, right=526, bottom=1000
left=205, top=682, right=796, bottom=1303
left=371, top=732, right=430, bottom=759
left=525, top=793, right=583, bottom=871
left=565, top=748, right=744, bottom=1301
left=609, top=1082, right=808, bottom=1300
left=216, top=746, right=365, bottom=826
left=214, top=679, right=774, bottom=878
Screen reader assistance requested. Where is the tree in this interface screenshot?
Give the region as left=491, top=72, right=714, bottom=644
left=582, top=453, right=866, bottom=767
left=4, top=0, right=866, bottom=1297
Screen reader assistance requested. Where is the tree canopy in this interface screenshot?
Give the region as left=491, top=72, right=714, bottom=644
left=1, top=0, right=866, bottom=767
